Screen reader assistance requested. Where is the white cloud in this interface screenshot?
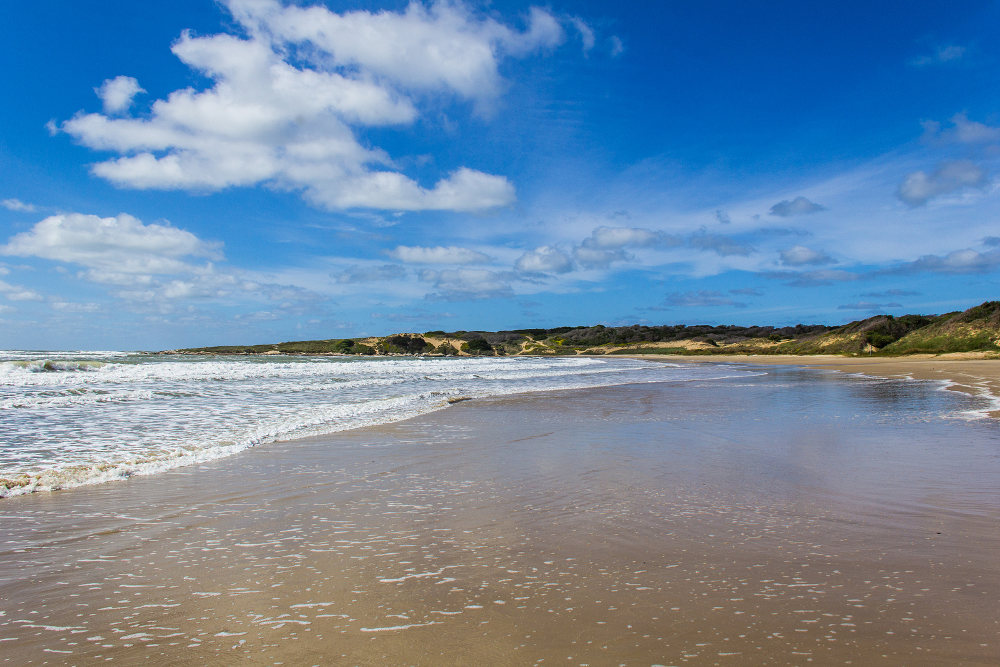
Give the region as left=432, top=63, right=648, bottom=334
left=570, top=17, right=595, bottom=52
left=51, top=301, right=102, bottom=313
left=0, top=279, right=43, bottom=301
left=2, top=213, right=221, bottom=275
left=570, top=225, right=678, bottom=269
left=515, top=246, right=573, bottom=274
left=780, top=245, right=833, bottom=266
left=0, top=212, right=311, bottom=305
left=390, top=245, right=491, bottom=265
left=900, top=248, right=1000, bottom=274
left=1, top=198, right=36, bottom=212
left=58, top=1, right=574, bottom=212
left=665, top=290, right=746, bottom=308
left=896, top=159, right=987, bottom=206
left=838, top=301, right=901, bottom=311
left=335, top=264, right=404, bottom=284
left=229, top=0, right=563, bottom=101
left=768, top=196, right=826, bottom=217
left=572, top=246, right=629, bottom=269
left=924, top=112, right=1000, bottom=145
left=95, top=76, right=145, bottom=114
left=768, top=269, right=858, bottom=287
left=688, top=231, right=753, bottom=256
left=422, top=267, right=515, bottom=300
left=581, top=226, right=672, bottom=249
left=609, top=35, right=624, bottom=57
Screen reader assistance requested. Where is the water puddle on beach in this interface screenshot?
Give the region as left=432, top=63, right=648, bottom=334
left=0, top=367, right=998, bottom=664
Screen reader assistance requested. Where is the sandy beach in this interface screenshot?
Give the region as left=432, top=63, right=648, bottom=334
left=1, top=362, right=999, bottom=664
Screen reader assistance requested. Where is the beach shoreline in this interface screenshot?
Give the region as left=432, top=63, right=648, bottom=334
left=1, top=369, right=998, bottom=664
left=610, top=353, right=1000, bottom=417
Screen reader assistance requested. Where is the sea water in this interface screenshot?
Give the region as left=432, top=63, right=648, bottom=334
left=0, top=351, right=755, bottom=497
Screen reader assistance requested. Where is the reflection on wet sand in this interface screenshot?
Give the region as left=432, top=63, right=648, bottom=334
left=1, top=370, right=998, bottom=664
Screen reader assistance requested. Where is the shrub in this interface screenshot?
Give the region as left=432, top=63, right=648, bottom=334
left=383, top=335, right=432, bottom=354
left=461, top=338, right=494, bottom=355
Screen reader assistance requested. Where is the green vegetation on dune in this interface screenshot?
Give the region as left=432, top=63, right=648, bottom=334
left=882, top=302, right=1000, bottom=354
left=167, top=301, right=1000, bottom=359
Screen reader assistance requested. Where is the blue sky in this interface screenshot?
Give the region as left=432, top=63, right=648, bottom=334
left=2, top=0, right=999, bottom=350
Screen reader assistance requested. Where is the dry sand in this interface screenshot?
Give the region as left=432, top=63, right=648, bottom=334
left=1, top=367, right=998, bottom=664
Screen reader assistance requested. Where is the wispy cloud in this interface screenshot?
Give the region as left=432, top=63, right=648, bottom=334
left=665, top=290, right=747, bottom=308
left=688, top=231, right=754, bottom=256
left=389, top=245, right=491, bottom=265
left=766, top=269, right=858, bottom=287
left=335, top=264, right=404, bottom=284
left=837, top=301, right=902, bottom=311
left=1, top=198, right=36, bottom=212
left=910, top=44, right=967, bottom=67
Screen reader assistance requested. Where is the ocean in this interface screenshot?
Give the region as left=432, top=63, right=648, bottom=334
left=0, top=351, right=756, bottom=497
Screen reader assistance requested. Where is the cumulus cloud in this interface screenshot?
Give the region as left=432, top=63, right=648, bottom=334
left=664, top=290, right=746, bottom=308
left=1, top=198, right=36, bottom=212
left=768, top=196, right=826, bottom=217
left=896, top=248, right=1000, bottom=274
left=57, top=0, right=575, bottom=212
left=1, top=212, right=314, bottom=305
left=896, top=159, right=987, bottom=206
left=923, top=112, right=1000, bottom=145
left=229, top=0, right=563, bottom=100
left=515, top=246, right=573, bottom=274
left=779, top=245, right=833, bottom=266
left=581, top=226, right=675, bottom=249
left=572, top=246, right=629, bottom=269
left=2, top=213, right=221, bottom=276
left=389, top=245, right=491, bottom=265
left=95, top=76, right=145, bottom=114
left=570, top=226, right=678, bottom=269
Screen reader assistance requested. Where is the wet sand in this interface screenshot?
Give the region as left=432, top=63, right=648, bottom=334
left=628, top=353, right=1000, bottom=416
left=1, top=369, right=999, bottom=665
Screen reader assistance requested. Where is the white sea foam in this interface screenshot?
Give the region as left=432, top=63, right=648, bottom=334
left=0, top=351, right=752, bottom=497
